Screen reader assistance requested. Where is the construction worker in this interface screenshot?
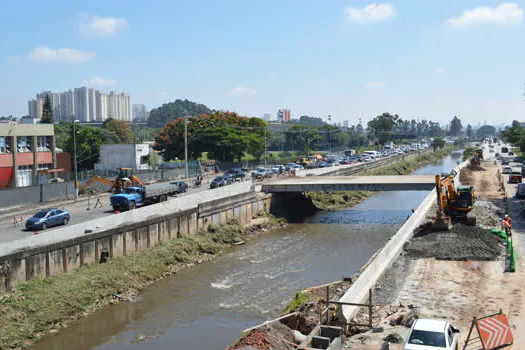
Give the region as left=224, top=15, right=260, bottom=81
left=503, top=214, right=512, bottom=238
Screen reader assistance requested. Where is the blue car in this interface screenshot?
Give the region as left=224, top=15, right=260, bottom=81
left=26, top=209, right=70, bottom=230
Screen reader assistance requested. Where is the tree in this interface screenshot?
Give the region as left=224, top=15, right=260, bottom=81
left=477, top=125, right=496, bottom=138
left=154, top=111, right=265, bottom=162
left=466, top=124, right=473, bottom=138
left=41, top=95, right=54, bottom=124
left=63, top=125, right=104, bottom=170
left=147, top=99, right=213, bottom=128
left=103, top=118, right=134, bottom=143
left=367, top=113, right=400, bottom=144
left=431, top=137, right=446, bottom=150
left=449, top=116, right=462, bottom=136
left=287, top=115, right=326, bottom=127
left=500, top=121, right=522, bottom=145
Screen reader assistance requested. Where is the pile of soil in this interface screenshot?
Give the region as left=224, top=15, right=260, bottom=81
left=229, top=323, right=295, bottom=350
left=405, top=223, right=504, bottom=260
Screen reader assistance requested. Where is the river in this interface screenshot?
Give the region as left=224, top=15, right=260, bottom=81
left=31, top=151, right=463, bottom=350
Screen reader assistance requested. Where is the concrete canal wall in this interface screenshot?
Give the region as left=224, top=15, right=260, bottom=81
left=0, top=182, right=271, bottom=292
left=338, top=160, right=468, bottom=322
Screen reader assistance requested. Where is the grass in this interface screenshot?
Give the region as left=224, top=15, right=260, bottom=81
left=0, top=219, right=248, bottom=349
left=307, top=146, right=457, bottom=210
left=282, top=290, right=313, bottom=314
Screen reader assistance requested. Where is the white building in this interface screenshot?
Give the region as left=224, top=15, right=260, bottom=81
left=29, top=87, right=132, bottom=123
left=95, top=144, right=151, bottom=171
left=133, top=104, right=149, bottom=121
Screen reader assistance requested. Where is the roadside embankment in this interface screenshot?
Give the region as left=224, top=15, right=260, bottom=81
left=0, top=214, right=285, bottom=349
left=307, top=146, right=457, bottom=210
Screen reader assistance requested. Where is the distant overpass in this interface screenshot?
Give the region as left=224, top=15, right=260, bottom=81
left=261, top=175, right=436, bottom=192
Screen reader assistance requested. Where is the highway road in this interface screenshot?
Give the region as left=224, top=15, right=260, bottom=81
left=0, top=153, right=406, bottom=245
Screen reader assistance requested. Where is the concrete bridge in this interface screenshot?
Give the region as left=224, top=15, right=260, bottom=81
left=261, top=175, right=436, bottom=192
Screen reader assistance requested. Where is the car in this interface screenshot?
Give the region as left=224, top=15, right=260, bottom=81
left=317, top=161, right=327, bottom=168
left=210, top=175, right=232, bottom=188
left=489, top=149, right=495, bottom=153
left=256, top=168, right=273, bottom=179
left=347, top=157, right=358, bottom=164
left=363, top=156, right=373, bottom=162
left=325, top=160, right=335, bottom=167
left=271, top=165, right=283, bottom=174
left=404, top=319, right=459, bottom=350
left=509, top=151, right=515, bottom=156
left=516, top=183, right=525, bottom=198
left=292, top=164, right=304, bottom=170
left=26, top=208, right=70, bottom=230
left=224, top=168, right=246, bottom=181
left=503, top=166, right=512, bottom=174
left=285, top=163, right=296, bottom=171
left=502, top=159, right=510, bottom=165
left=169, top=180, right=188, bottom=193
left=252, top=167, right=265, bottom=178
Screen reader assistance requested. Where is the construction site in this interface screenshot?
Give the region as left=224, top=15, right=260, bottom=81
left=230, top=145, right=523, bottom=350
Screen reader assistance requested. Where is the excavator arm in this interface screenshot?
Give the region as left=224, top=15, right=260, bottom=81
left=79, top=176, right=115, bottom=192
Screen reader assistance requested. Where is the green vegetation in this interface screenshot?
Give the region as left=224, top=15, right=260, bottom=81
left=477, top=125, right=496, bottom=138
left=147, top=99, right=213, bottom=128
left=307, top=146, right=456, bottom=210
left=282, top=290, right=313, bottom=314
left=103, top=118, right=134, bottom=143
left=154, top=111, right=266, bottom=162
left=501, top=120, right=525, bottom=152
left=41, top=95, right=53, bottom=124
left=0, top=218, right=277, bottom=348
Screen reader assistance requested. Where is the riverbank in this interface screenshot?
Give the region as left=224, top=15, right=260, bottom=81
left=0, top=213, right=285, bottom=349
left=307, top=146, right=457, bottom=210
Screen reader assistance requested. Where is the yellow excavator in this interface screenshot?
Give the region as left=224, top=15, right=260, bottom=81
left=80, top=168, right=144, bottom=194
left=433, top=174, right=477, bottom=230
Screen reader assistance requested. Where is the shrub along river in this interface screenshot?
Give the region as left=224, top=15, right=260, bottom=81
left=31, top=151, right=463, bottom=350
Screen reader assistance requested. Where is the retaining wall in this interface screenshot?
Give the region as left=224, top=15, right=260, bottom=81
left=0, top=182, right=268, bottom=292
left=338, top=160, right=468, bottom=322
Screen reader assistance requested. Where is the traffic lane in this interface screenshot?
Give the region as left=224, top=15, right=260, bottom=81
left=0, top=180, right=223, bottom=244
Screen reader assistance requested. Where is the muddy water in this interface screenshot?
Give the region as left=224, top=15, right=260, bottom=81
left=31, top=151, right=462, bottom=350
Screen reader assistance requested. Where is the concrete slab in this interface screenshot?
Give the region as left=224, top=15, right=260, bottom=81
left=261, top=175, right=436, bottom=192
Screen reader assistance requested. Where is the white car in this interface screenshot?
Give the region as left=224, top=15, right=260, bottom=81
left=404, top=319, right=459, bottom=350
left=503, top=166, right=512, bottom=174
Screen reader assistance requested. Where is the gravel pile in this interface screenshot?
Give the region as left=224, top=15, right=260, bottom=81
left=475, top=199, right=505, bottom=229
left=405, top=223, right=504, bottom=260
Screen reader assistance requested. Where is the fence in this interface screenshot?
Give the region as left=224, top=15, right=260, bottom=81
left=0, top=181, right=75, bottom=209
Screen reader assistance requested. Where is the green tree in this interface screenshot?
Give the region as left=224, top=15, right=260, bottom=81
left=154, top=111, right=265, bottom=162
left=477, top=125, right=496, bottom=138
left=287, top=115, right=326, bottom=127
left=500, top=121, right=522, bottom=145
left=63, top=125, right=104, bottom=170
left=449, top=116, right=462, bottom=136
left=148, top=99, right=213, bottom=128
left=466, top=124, right=473, bottom=138
left=367, top=113, right=400, bottom=144
left=431, top=137, right=446, bottom=150
left=41, top=95, right=54, bottom=124
left=103, top=118, right=134, bottom=143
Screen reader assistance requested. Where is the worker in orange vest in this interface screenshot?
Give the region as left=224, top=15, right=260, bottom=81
left=503, top=214, right=512, bottom=237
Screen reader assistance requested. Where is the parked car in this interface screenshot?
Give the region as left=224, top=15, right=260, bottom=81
left=26, top=208, right=70, bottom=230
left=509, top=170, right=523, bottom=184
left=271, top=165, right=283, bottom=174
left=502, top=159, right=510, bottom=165
left=404, top=319, right=459, bottom=350
left=317, top=161, right=327, bottom=168
left=503, top=166, right=512, bottom=174
left=210, top=175, right=232, bottom=188
left=224, top=168, right=246, bottom=181
left=256, top=168, right=273, bottom=179
left=285, top=163, right=296, bottom=171
left=169, top=180, right=188, bottom=193
left=251, top=167, right=265, bottom=178
left=516, top=183, right=525, bottom=198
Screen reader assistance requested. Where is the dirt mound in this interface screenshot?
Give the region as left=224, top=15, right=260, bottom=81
left=405, top=224, right=504, bottom=260
left=230, top=323, right=295, bottom=350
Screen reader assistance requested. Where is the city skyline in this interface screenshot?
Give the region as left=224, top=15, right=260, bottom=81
left=28, top=87, right=132, bottom=122
left=3, top=1, right=525, bottom=126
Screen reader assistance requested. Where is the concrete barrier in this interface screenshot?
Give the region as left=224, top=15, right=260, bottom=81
left=0, top=181, right=264, bottom=291
left=338, top=160, right=468, bottom=322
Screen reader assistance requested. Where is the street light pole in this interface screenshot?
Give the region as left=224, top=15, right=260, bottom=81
left=264, top=127, right=267, bottom=168
left=73, top=119, right=78, bottom=199
left=184, top=118, right=189, bottom=179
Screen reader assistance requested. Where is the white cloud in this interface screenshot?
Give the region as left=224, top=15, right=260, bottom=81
left=447, top=2, right=523, bottom=26
left=82, top=76, right=117, bottom=87
left=364, top=81, right=387, bottom=88
left=228, top=86, right=257, bottom=96
left=28, top=46, right=95, bottom=64
left=80, top=14, right=128, bottom=37
left=436, top=68, right=446, bottom=73
left=345, top=3, right=396, bottom=23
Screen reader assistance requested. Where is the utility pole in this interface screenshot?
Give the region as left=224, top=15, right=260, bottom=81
left=73, top=119, right=78, bottom=199
left=264, top=128, right=267, bottom=168
left=184, top=117, right=189, bottom=179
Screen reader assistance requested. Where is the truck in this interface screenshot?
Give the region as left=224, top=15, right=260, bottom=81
left=509, top=169, right=523, bottom=184
left=110, top=183, right=181, bottom=211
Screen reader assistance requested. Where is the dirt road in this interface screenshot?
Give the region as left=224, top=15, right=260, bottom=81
left=348, top=153, right=525, bottom=349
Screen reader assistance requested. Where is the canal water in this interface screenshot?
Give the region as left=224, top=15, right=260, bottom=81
left=31, top=151, right=462, bottom=350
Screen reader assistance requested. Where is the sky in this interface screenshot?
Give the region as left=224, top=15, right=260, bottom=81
left=2, top=1, right=525, bottom=127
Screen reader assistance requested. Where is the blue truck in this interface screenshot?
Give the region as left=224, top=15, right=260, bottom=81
left=110, top=183, right=182, bottom=211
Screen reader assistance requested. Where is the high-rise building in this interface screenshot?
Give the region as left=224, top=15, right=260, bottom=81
left=277, top=109, right=291, bottom=123
left=343, top=120, right=349, bottom=128
left=29, top=88, right=132, bottom=123
left=262, top=113, right=271, bottom=122
left=133, top=104, right=149, bottom=121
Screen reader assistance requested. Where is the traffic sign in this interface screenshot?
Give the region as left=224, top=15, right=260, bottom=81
left=476, top=313, right=513, bottom=349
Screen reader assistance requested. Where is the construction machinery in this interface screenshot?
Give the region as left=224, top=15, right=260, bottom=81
left=434, top=174, right=477, bottom=230
left=80, top=168, right=144, bottom=194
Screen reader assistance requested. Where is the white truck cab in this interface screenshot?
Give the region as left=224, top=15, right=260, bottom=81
left=404, top=319, right=459, bottom=350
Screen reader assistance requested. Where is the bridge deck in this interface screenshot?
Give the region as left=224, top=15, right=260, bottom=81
left=261, top=175, right=436, bottom=192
